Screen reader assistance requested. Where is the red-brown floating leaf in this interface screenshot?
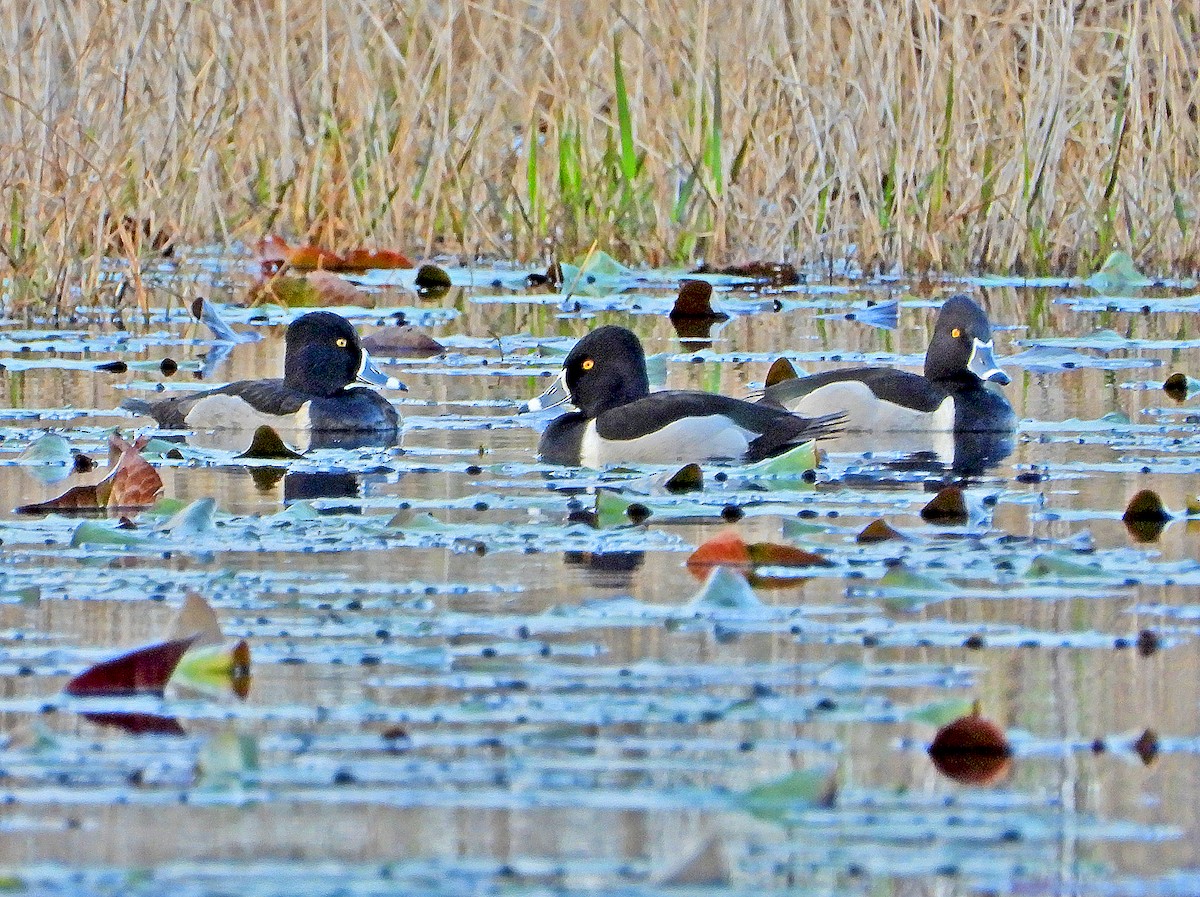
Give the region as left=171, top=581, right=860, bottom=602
left=686, top=531, right=752, bottom=575
left=1133, top=728, right=1159, bottom=765
left=255, top=235, right=414, bottom=275
left=920, top=485, right=969, bottom=523
left=764, top=357, right=799, bottom=387
left=340, top=248, right=414, bottom=271
left=856, top=519, right=905, bottom=543
left=65, top=634, right=200, bottom=697
left=1163, top=372, right=1189, bottom=401
left=15, top=435, right=162, bottom=515
left=928, top=704, right=1012, bottom=786
left=747, top=542, right=833, bottom=568
left=80, top=712, right=186, bottom=737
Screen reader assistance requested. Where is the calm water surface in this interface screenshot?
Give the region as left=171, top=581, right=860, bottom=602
left=0, top=261, right=1196, bottom=895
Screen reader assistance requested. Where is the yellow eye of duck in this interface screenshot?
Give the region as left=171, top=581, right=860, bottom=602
left=951, top=328, right=961, bottom=339
left=336, top=338, right=348, bottom=348
left=581, top=358, right=595, bottom=371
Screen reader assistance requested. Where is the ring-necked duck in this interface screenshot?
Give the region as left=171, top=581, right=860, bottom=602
left=760, top=294, right=1014, bottom=434
left=522, top=325, right=844, bottom=466
left=122, top=311, right=405, bottom=433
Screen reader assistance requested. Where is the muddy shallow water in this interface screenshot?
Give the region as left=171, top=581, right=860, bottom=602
left=0, top=258, right=1196, bottom=895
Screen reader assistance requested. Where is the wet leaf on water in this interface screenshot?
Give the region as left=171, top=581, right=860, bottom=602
left=595, top=490, right=652, bottom=528
left=16, top=434, right=163, bottom=515
left=192, top=297, right=262, bottom=344
left=196, top=731, right=260, bottom=789
left=172, top=640, right=252, bottom=700
left=664, top=463, right=703, bottom=493
left=160, top=497, right=217, bottom=536
left=879, top=563, right=951, bottom=594
left=653, top=834, right=730, bottom=887
left=1133, top=728, right=1159, bottom=765
left=237, top=425, right=305, bottom=460
left=920, top=485, right=969, bottom=523
left=687, top=566, right=761, bottom=610
left=167, top=592, right=224, bottom=646
left=1083, top=250, right=1153, bottom=293
left=739, top=767, right=838, bottom=822
left=764, top=357, right=799, bottom=387
left=69, top=521, right=147, bottom=548
left=741, top=441, right=818, bottom=477
left=747, top=542, right=833, bottom=568
left=1025, top=553, right=1104, bottom=579
left=64, top=634, right=200, bottom=697
left=686, top=531, right=752, bottom=573
left=16, top=432, right=71, bottom=466
left=907, top=697, right=976, bottom=726
left=856, top=518, right=906, bottom=543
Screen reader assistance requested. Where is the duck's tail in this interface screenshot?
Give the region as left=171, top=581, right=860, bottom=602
left=745, top=410, right=847, bottom=462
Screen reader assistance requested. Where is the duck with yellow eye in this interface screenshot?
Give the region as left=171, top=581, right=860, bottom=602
left=122, top=311, right=405, bottom=435
left=759, top=294, right=1014, bottom=436
left=521, top=325, right=845, bottom=467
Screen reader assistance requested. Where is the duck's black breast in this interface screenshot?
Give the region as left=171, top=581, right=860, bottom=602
left=948, top=382, right=1015, bottom=433
left=537, top=411, right=588, bottom=465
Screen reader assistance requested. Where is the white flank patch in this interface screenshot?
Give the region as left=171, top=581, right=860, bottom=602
left=786, top=381, right=955, bottom=432
left=579, top=415, right=754, bottom=468
left=184, top=394, right=311, bottom=432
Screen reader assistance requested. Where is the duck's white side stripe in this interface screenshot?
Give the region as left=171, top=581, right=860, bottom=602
left=184, top=394, right=313, bottom=432
left=786, top=381, right=956, bottom=432
left=579, top=415, right=755, bottom=468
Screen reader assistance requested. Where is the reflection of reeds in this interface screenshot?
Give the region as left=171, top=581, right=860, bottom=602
left=1, top=1, right=1197, bottom=307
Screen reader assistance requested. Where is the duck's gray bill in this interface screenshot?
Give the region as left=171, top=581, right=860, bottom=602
left=967, top=338, right=1009, bottom=386
left=520, top=373, right=570, bottom=413
left=357, top=352, right=408, bottom=391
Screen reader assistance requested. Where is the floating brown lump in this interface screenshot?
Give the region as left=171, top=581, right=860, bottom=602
left=920, top=485, right=969, bottom=523
left=237, top=426, right=304, bottom=461
left=1122, top=489, right=1172, bottom=522
left=856, top=519, right=905, bottom=543
left=1133, top=728, right=1159, bottom=765
left=1163, top=372, right=1189, bottom=401
left=692, top=260, right=800, bottom=286
left=664, top=463, right=703, bottom=493
left=670, top=280, right=727, bottom=320
left=414, top=264, right=452, bottom=289
left=928, top=702, right=1012, bottom=786
left=764, top=357, right=799, bottom=387
left=361, top=325, right=446, bottom=357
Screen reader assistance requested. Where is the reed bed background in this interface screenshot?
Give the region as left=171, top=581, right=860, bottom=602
left=0, top=0, right=1197, bottom=307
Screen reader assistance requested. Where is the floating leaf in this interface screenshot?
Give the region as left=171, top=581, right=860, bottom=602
left=879, top=563, right=951, bottom=594
left=907, top=697, right=976, bottom=727
left=920, top=485, right=968, bottom=523
left=670, top=280, right=726, bottom=319
left=1025, top=553, right=1104, bottom=579
left=742, top=441, right=818, bottom=477
left=928, top=703, right=1012, bottom=786
left=764, top=357, right=799, bottom=387
left=237, top=426, right=304, bottom=460
left=687, top=566, right=761, bottom=610
left=69, top=521, right=146, bottom=548
left=65, top=635, right=200, bottom=697
left=663, top=463, right=703, bottom=493
left=414, top=264, right=452, bottom=289
left=856, top=519, right=906, bottom=543
left=161, top=497, right=217, bottom=536
left=747, top=542, right=833, bottom=568
left=16, top=434, right=163, bottom=515
left=595, top=490, right=652, bottom=528
left=654, top=835, right=730, bottom=887
left=1083, top=250, right=1153, bottom=293
left=687, top=531, right=752, bottom=573
left=16, top=432, right=72, bottom=466
left=256, top=235, right=412, bottom=273
left=739, top=767, right=837, bottom=822
left=173, top=640, right=252, bottom=699
left=1123, top=489, right=1172, bottom=522
left=192, top=298, right=261, bottom=344
left=362, top=325, right=446, bottom=357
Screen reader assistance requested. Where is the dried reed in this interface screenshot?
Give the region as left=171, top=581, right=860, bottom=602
left=0, top=0, right=1197, bottom=308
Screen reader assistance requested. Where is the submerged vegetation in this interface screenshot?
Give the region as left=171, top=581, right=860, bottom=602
left=0, top=1, right=1198, bottom=307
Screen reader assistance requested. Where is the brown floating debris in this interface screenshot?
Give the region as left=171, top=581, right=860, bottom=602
left=920, top=485, right=969, bottom=523
left=1133, top=728, right=1159, bottom=765
left=928, top=701, right=1012, bottom=786
left=664, top=463, right=703, bottom=493
left=361, top=325, right=446, bottom=357
left=764, top=357, right=799, bottom=387
left=1136, top=629, right=1161, bottom=657
left=160, top=358, right=178, bottom=376
left=237, top=426, right=304, bottom=461
left=1163, top=372, right=1189, bottom=401
left=856, top=519, right=905, bottom=543
left=692, top=260, right=800, bottom=286
left=95, top=361, right=128, bottom=374
left=414, top=263, right=452, bottom=290
left=16, top=434, right=163, bottom=515
left=670, top=280, right=726, bottom=320
left=1122, top=489, right=1172, bottom=522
